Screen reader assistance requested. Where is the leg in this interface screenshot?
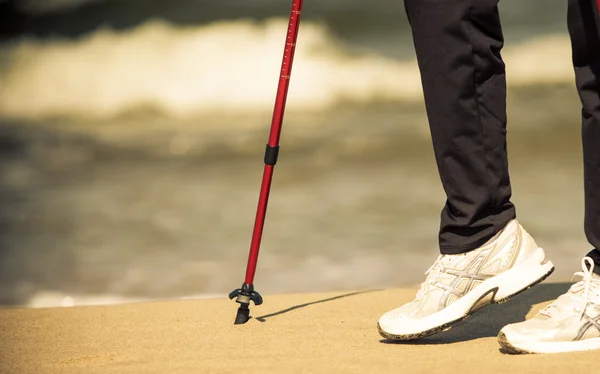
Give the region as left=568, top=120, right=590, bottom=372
left=497, top=0, right=600, bottom=354
left=568, top=0, right=600, bottom=274
left=404, top=0, right=516, bottom=254
left=378, top=0, right=554, bottom=341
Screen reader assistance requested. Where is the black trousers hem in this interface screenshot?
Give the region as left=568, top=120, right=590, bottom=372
left=586, top=249, right=600, bottom=275
left=439, top=214, right=514, bottom=255
left=439, top=235, right=495, bottom=255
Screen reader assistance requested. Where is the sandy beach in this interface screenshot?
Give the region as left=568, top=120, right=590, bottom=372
left=1, top=282, right=597, bottom=373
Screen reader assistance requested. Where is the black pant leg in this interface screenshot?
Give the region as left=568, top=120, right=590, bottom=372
left=404, top=0, right=516, bottom=254
left=568, top=0, right=600, bottom=274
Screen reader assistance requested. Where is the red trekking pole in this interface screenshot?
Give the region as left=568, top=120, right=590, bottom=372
left=228, top=0, right=304, bottom=325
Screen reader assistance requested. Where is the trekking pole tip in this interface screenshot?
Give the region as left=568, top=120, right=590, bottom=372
left=233, top=303, right=251, bottom=325
left=229, top=283, right=263, bottom=325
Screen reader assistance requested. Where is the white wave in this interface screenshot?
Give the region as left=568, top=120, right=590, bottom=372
left=26, top=290, right=225, bottom=308
left=0, top=18, right=574, bottom=120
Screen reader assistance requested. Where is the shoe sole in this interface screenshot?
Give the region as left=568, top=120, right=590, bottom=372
left=497, top=332, right=531, bottom=354
left=378, top=252, right=555, bottom=341
left=498, top=331, right=600, bottom=354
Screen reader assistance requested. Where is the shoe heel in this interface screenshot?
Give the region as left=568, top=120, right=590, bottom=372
left=493, top=248, right=554, bottom=303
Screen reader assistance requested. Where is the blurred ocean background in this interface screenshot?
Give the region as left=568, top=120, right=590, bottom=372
left=0, top=0, right=591, bottom=308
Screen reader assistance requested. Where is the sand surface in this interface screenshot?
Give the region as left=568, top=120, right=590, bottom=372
left=1, top=283, right=597, bottom=373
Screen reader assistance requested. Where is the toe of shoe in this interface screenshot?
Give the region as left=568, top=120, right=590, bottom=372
left=377, top=312, right=398, bottom=331
left=378, top=313, right=400, bottom=331
left=499, top=323, right=552, bottom=346
left=377, top=312, right=420, bottom=338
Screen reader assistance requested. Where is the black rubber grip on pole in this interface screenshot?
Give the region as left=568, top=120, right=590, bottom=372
left=264, top=144, right=280, bottom=166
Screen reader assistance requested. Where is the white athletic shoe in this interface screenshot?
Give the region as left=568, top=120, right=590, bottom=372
left=498, top=257, right=600, bottom=354
left=378, top=219, right=555, bottom=340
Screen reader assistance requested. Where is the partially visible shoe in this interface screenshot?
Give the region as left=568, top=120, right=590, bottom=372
left=498, top=257, right=600, bottom=354
left=378, top=219, right=555, bottom=340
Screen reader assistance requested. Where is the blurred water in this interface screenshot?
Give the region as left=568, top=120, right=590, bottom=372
left=0, top=0, right=592, bottom=308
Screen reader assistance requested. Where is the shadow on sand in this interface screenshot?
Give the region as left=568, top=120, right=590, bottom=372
left=254, top=290, right=381, bottom=322
left=379, top=282, right=571, bottom=345
left=249, top=283, right=570, bottom=346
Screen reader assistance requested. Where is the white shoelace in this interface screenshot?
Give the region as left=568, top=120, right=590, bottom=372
left=415, top=255, right=445, bottom=300
left=540, top=257, right=600, bottom=320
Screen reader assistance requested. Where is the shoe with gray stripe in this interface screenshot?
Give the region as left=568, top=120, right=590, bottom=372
left=378, top=219, right=555, bottom=340
left=498, top=257, right=600, bottom=354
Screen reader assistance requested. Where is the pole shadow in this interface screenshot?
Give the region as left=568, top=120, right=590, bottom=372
left=254, top=289, right=382, bottom=322
left=379, top=282, right=571, bottom=345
